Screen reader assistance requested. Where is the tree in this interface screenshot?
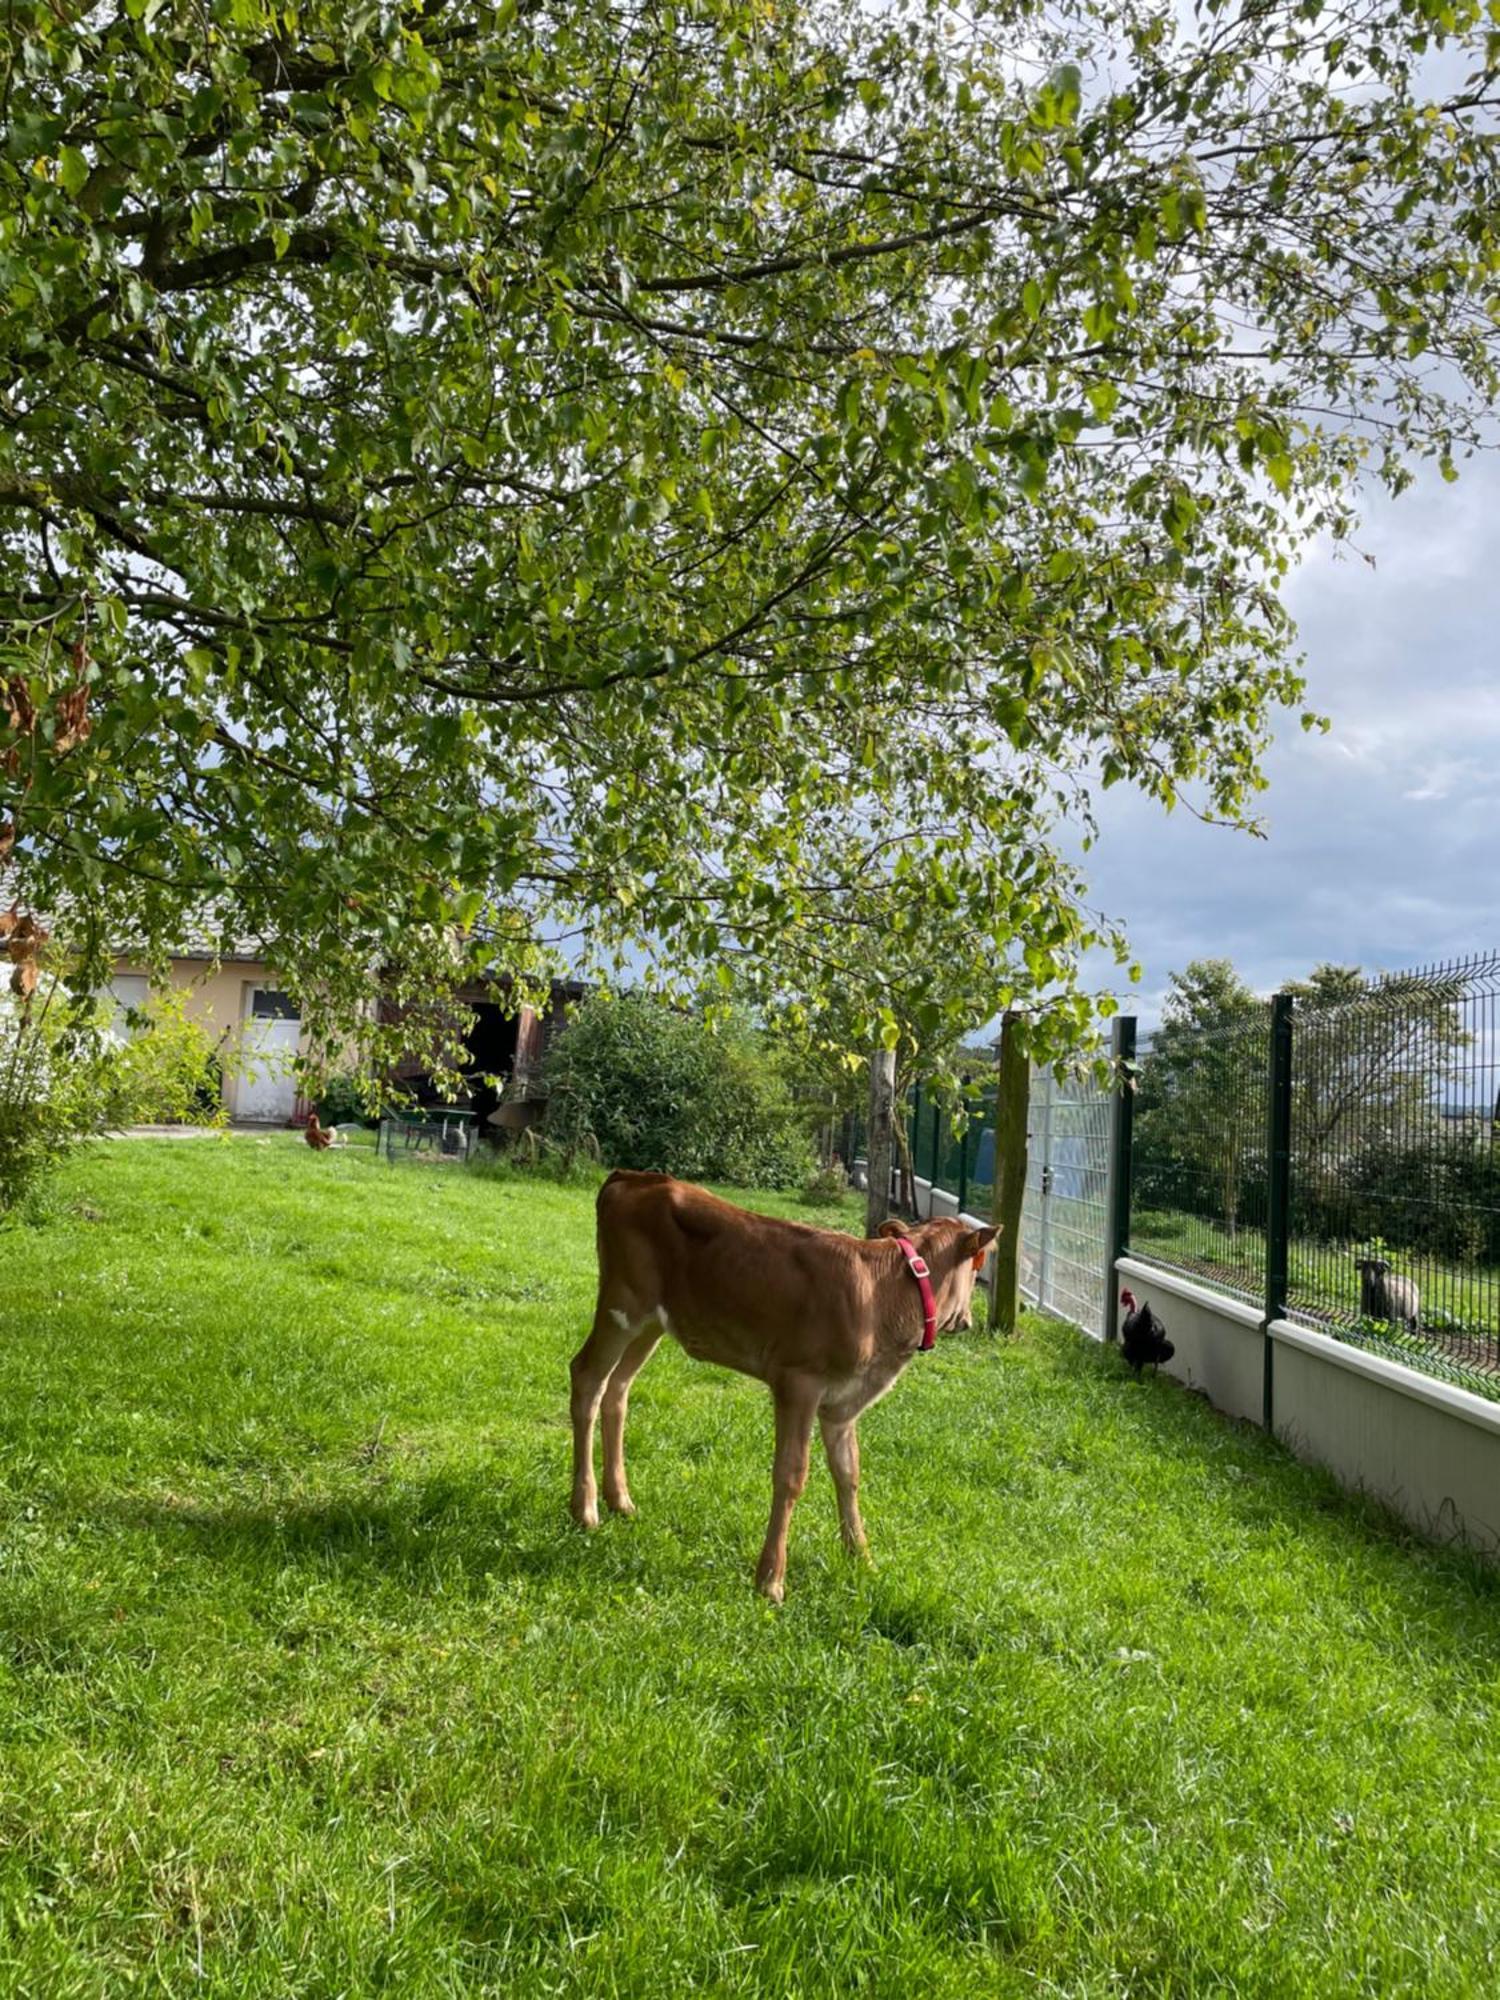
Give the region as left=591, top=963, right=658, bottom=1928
left=1133, top=959, right=1266, bottom=1236
left=4, top=0, right=1499, bottom=1075
left=1286, top=963, right=1467, bottom=1157
left=1281, top=961, right=1470, bottom=1257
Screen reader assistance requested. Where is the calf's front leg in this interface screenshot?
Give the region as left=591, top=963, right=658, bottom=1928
left=755, top=1382, right=820, bottom=1605
left=820, top=1414, right=868, bottom=1559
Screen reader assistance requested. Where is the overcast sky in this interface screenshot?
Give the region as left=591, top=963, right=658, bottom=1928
left=1075, top=456, right=1500, bottom=1027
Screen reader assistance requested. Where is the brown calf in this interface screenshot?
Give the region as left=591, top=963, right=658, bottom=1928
left=569, top=1170, right=997, bottom=1601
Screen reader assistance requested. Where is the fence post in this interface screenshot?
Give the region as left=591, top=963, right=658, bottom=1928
left=1034, top=1070, right=1055, bottom=1312
left=1104, top=1015, right=1137, bottom=1342
left=1263, top=992, right=1294, bottom=1430
left=990, top=1010, right=1029, bottom=1335
left=957, top=1109, right=970, bottom=1215
left=865, top=1046, right=898, bottom=1238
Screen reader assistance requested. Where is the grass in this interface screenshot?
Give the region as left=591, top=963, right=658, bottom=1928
left=2, top=1138, right=1499, bottom=1997
left=1133, top=1205, right=1500, bottom=1397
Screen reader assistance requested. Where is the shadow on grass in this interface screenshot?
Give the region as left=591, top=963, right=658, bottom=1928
left=102, top=1469, right=606, bottom=1597
left=71, top=1320, right=1500, bottom=1683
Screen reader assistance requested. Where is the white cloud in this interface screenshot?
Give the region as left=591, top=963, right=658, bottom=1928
left=1075, top=456, right=1500, bottom=1018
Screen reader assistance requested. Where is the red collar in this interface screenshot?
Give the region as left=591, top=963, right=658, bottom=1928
left=892, top=1236, right=937, bottom=1351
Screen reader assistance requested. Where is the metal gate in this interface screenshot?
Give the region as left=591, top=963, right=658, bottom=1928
left=1020, top=1063, right=1113, bottom=1339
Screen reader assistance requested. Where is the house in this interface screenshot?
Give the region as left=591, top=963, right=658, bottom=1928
left=108, top=925, right=341, bottom=1126
left=108, top=931, right=582, bottom=1129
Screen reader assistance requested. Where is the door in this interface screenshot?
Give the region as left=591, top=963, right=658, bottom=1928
left=1019, top=1063, right=1113, bottom=1340
left=236, top=987, right=301, bottom=1122
left=107, top=973, right=150, bottom=1044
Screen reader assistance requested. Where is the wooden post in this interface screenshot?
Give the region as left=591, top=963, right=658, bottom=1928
left=865, top=1047, right=897, bottom=1238
left=990, top=1010, right=1030, bottom=1336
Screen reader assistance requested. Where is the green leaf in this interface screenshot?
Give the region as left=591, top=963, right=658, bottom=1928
left=57, top=146, right=89, bottom=197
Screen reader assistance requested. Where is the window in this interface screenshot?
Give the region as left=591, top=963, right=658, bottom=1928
left=249, top=988, right=299, bottom=1021
left=108, top=974, right=150, bottom=1040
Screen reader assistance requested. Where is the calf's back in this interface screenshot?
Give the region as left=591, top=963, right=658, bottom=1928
left=596, top=1169, right=880, bottom=1382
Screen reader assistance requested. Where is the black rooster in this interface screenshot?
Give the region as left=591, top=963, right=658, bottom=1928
left=1119, top=1289, right=1174, bottom=1374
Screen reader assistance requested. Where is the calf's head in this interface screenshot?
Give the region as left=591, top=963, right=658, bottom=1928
left=880, top=1217, right=1000, bottom=1331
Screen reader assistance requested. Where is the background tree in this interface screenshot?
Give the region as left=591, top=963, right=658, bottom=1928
left=3, top=0, right=1499, bottom=1081
left=1287, top=964, right=1467, bottom=1158
left=1282, top=963, right=1471, bottom=1259
left=1133, top=959, right=1267, bottom=1237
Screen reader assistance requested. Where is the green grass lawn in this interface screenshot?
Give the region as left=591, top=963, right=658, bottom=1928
left=3, top=1140, right=1499, bottom=1997
left=1132, top=1205, right=1500, bottom=1397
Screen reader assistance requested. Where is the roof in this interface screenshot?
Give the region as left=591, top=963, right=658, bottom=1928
left=3, top=872, right=589, bottom=987
left=0, top=871, right=272, bottom=964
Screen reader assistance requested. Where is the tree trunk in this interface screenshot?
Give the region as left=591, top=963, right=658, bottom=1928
left=990, top=1012, right=1030, bottom=1336
left=892, top=1096, right=918, bottom=1216
left=864, top=1047, right=898, bottom=1237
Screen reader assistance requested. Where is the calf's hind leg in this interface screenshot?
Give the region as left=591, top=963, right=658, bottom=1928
left=569, top=1307, right=640, bottom=1530
left=600, top=1330, right=661, bottom=1517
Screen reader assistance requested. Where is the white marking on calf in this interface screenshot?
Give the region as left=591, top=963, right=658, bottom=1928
left=610, top=1306, right=671, bottom=1339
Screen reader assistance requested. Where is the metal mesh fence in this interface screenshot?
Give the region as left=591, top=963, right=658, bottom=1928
left=1020, top=1063, right=1113, bottom=1339
left=1123, top=955, right=1500, bottom=1400
left=1129, top=1004, right=1272, bottom=1305
left=1285, top=957, right=1500, bottom=1392
left=907, top=1079, right=998, bottom=1216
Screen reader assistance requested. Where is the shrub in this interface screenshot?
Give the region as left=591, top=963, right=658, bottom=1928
left=0, top=981, right=232, bottom=1223
left=542, top=993, right=812, bottom=1188
left=800, top=1161, right=849, bottom=1206
left=0, top=983, right=111, bottom=1219
left=98, top=988, right=227, bottom=1129
left=315, top=1071, right=378, bottom=1128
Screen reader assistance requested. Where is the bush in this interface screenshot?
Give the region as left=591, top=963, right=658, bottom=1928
left=0, top=983, right=113, bottom=1219
left=1297, top=1130, right=1500, bottom=1266
left=98, top=988, right=227, bottom=1129
left=0, top=981, right=233, bottom=1223
left=800, top=1160, right=849, bottom=1206
left=542, top=993, right=813, bottom=1188
left=315, top=1071, right=378, bottom=1128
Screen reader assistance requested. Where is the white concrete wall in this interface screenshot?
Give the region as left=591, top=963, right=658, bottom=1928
left=1269, top=1319, right=1500, bottom=1555
left=1116, top=1255, right=1266, bottom=1426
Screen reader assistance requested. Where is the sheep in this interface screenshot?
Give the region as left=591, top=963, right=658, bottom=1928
left=1354, top=1257, right=1420, bottom=1333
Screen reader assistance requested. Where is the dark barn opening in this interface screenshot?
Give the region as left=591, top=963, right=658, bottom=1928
left=464, top=1002, right=519, bottom=1130
left=384, top=976, right=584, bottom=1135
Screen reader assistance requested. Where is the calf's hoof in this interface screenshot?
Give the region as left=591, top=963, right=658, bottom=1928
left=604, top=1493, right=636, bottom=1518
left=570, top=1499, right=600, bottom=1531
left=756, top=1574, right=786, bottom=1607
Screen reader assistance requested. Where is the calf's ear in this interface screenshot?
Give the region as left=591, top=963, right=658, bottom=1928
left=960, top=1225, right=1000, bottom=1264
left=876, top=1218, right=909, bottom=1240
